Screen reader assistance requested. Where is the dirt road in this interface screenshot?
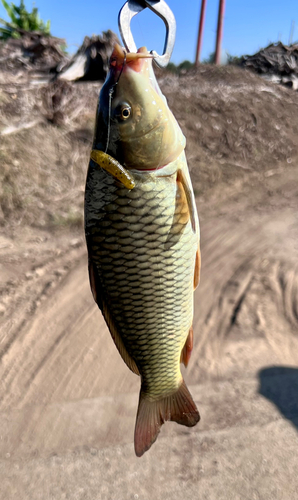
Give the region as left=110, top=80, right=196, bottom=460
left=1, top=153, right=298, bottom=499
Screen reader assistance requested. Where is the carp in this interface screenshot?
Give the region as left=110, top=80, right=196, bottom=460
left=84, top=44, right=201, bottom=456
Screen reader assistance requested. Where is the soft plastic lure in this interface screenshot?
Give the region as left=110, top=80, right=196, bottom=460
left=90, top=149, right=135, bottom=190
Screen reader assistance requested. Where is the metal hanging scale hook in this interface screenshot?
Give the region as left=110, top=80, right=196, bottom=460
left=118, top=0, right=176, bottom=68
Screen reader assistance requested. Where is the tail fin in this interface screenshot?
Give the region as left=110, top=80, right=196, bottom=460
left=134, top=380, right=200, bottom=457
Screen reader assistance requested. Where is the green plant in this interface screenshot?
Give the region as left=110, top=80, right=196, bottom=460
left=178, top=60, right=194, bottom=71
left=0, top=0, right=51, bottom=39
left=226, top=52, right=242, bottom=65
left=166, top=60, right=194, bottom=75
left=166, top=61, right=178, bottom=73
left=202, top=51, right=215, bottom=64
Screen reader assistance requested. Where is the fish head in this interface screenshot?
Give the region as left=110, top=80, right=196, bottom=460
left=94, top=44, right=186, bottom=170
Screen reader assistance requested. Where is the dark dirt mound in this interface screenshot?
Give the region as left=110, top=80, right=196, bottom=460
left=160, top=65, right=298, bottom=197
left=240, top=42, right=298, bottom=89
left=0, top=29, right=120, bottom=83
left=1, top=64, right=298, bottom=230
left=0, top=32, right=67, bottom=74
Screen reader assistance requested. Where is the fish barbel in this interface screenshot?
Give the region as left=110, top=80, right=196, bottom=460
left=84, top=44, right=201, bottom=456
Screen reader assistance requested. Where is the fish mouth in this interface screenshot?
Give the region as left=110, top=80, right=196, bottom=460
left=110, top=44, right=153, bottom=72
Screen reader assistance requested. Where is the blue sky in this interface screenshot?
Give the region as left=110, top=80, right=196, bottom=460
left=1, top=0, right=297, bottom=63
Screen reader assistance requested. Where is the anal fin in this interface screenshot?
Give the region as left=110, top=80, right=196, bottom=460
left=180, top=326, right=193, bottom=368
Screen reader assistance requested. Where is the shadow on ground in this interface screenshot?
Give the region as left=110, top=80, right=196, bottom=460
left=258, top=366, right=298, bottom=431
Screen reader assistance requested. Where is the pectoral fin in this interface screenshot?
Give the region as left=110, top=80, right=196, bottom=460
left=180, top=326, right=193, bottom=367
left=88, top=259, right=139, bottom=375
left=90, top=149, right=135, bottom=190
left=176, top=169, right=196, bottom=233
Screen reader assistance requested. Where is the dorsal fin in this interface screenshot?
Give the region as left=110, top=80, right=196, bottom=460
left=180, top=326, right=193, bottom=367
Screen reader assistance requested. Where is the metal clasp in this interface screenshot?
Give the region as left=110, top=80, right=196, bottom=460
left=118, top=0, right=176, bottom=68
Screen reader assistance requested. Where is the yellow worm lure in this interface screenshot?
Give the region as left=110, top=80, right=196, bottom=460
left=90, top=149, right=135, bottom=190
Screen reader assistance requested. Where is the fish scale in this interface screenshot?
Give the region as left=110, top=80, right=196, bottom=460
left=85, top=161, right=196, bottom=399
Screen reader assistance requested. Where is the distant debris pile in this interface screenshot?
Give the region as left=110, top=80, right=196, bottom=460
left=57, top=31, right=119, bottom=82
left=241, top=42, right=298, bottom=90
left=0, top=29, right=119, bottom=83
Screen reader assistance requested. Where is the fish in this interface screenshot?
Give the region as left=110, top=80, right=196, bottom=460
left=84, top=43, right=201, bottom=457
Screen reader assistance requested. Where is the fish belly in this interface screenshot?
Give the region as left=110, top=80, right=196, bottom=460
left=85, top=162, right=197, bottom=399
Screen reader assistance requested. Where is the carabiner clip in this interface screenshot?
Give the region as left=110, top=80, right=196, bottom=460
left=118, top=0, right=176, bottom=68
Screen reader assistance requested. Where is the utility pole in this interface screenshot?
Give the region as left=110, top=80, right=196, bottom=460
left=195, top=0, right=207, bottom=66
left=215, top=0, right=225, bottom=64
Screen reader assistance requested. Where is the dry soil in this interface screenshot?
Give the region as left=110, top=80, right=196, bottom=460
left=0, top=65, right=298, bottom=500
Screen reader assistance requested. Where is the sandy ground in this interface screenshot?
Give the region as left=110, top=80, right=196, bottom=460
left=1, top=66, right=298, bottom=499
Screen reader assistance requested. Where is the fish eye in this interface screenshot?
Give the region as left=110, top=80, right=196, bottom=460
left=114, top=103, right=131, bottom=121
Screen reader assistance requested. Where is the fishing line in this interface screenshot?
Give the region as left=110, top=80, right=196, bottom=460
left=104, top=88, right=114, bottom=154
left=105, top=52, right=127, bottom=154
